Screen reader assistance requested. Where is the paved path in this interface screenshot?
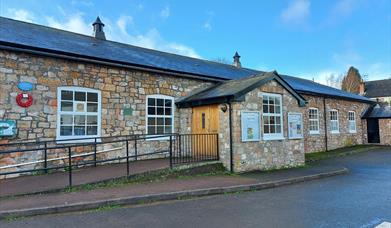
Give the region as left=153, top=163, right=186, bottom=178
left=0, top=159, right=170, bottom=197
left=1, top=147, right=389, bottom=228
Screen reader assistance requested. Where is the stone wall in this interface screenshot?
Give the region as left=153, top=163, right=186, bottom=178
left=218, top=80, right=305, bottom=172
left=0, top=50, right=212, bottom=176
left=302, top=94, right=370, bottom=153
left=379, top=119, right=391, bottom=145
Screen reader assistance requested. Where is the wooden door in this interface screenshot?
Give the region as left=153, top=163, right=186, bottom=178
left=367, top=119, right=380, bottom=143
left=191, top=105, right=219, bottom=157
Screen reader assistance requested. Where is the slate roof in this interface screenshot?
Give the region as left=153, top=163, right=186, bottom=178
left=176, top=71, right=307, bottom=107
left=362, top=104, right=391, bottom=119
left=364, top=79, right=391, bottom=98
left=0, top=17, right=373, bottom=103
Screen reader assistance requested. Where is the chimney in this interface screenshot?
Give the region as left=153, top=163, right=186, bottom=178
left=359, top=79, right=365, bottom=95
left=92, top=16, right=106, bottom=40
left=233, top=52, right=241, bottom=68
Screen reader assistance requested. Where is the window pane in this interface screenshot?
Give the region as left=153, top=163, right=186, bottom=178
left=148, top=126, right=156, bottom=135
left=74, top=126, right=85, bottom=135
left=61, top=115, right=73, bottom=125
left=87, top=103, right=98, bottom=112
left=276, top=116, right=281, bottom=124
left=74, top=115, right=86, bottom=125
left=270, top=125, right=275, bottom=133
left=165, top=125, right=172, bottom=133
left=61, top=101, right=73, bottom=111
left=164, top=99, right=172, bottom=107
left=262, top=97, right=268, bottom=104
left=275, top=97, right=280, bottom=105
left=156, top=99, right=164, bottom=106
left=61, top=90, right=73, bottom=101
left=157, top=118, right=164, bottom=125
left=148, top=107, right=155, bottom=115
left=275, top=105, right=281, bottom=113
left=276, top=125, right=281, bottom=133
left=270, top=116, right=275, bottom=124
left=270, top=105, right=275, bottom=113
left=264, top=125, right=269, bottom=134
left=165, top=118, right=172, bottom=125
left=87, top=92, right=98, bottom=102
left=264, top=116, right=270, bottom=124
left=165, top=108, right=171, bottom=115
left=60, top=126, right=72, bottom=136
left=87, top=126, right=97, bottom=135
left=75, top=103, right=85, bottom=112
left=87, top=116, right=97, bottom=125
left=156, top=126, right=164, bottom=134
left=269, top=98, right=275, bottom=105
left=75, top=92, right=86, bottom=101
left=148, top=98, right=155, bottom=106
left=148, top=117, right=155, bottom=125
left=157, top=107, right=164, bottom=115
left=263, top=105, right=269, bottom=113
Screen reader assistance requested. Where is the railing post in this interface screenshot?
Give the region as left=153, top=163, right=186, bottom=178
left=169, top=135, right=173, bottom=169
left=68, top=146, right=72, bottom=189
left=94, top=138, right=97, bottom=167
left=44, top=142, right=48, bottom=174
left=134, top=136, right=138, bottom=161
left=126, top=139, right=129, bottom=177
left=216, top=134, right=219, bottom=160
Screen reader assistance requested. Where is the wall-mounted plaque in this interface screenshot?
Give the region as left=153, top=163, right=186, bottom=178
left=0, top=120, right=16, bottom=137
left=288, top=113, right=303, bottom=139
left=241, top=111, right=260, bottom=142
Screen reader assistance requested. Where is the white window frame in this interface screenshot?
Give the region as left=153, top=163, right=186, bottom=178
left=348, top=111, right=356, bottom=133
left=56, top=86, right=101, bottom=143
left=308, top=108, right=320, bottom=134
left=145, top=94, right=175, bottom=140
left=262, top=93, right=284, bottom=140
left=329, top=109, right=339, bottom=134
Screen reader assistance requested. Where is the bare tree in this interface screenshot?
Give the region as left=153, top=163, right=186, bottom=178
left=325, top=73, right=343, bottom=88
left=341, top=66, right=363, bottom=94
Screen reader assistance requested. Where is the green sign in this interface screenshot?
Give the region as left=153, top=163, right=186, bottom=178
left=123, top=107, right=133, bottom=116
left=0, top=120, right=16, bottom=136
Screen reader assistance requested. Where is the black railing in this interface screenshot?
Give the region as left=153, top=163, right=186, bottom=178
left=0, top=133, right=219, bottom=188
left=172, top=134, right=219, bottom=165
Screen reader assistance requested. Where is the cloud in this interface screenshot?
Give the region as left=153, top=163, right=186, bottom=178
left=116, top=15, right=133, bottom=34
left=331, top=0, right=355, bottom=18
left=6, top=9, right=35, bottom=22
left=202, top=11, right=214, bottom=31
left=160, top=6, right=170, bottom=19
left=332, top=50, right=362, bottom=67
left=46, top=13, right=91, bottom=35
left=280, top=0, right=310, bottom=25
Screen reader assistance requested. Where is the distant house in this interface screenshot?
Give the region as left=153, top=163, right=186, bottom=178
left=360, top=79, right=391, bottom=144
left=0, top=16, right=388, bottom=175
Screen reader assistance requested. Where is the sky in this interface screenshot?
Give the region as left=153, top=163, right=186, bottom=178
left=0, top=0, right=390, bottom=85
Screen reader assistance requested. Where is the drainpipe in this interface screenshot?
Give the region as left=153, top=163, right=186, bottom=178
left=323, top=97, right=328, bottom=152
left=228, top=102, right=234, bottom=173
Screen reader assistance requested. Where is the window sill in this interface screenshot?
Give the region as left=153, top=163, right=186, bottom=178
left=55, top=137, right=101, bottom=144
left=309, top=132, right=320, bottom=135
left=242, top=139, right=260, bottom=142
left=263, top=137, right=285, bottom=141
left=330, top=131, right=340, bottom=134
left=348, top=131, right=357, bottom=134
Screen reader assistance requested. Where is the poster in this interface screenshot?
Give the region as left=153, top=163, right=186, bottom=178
left=241, top=111, right=260, bottom=141
left=288, top=113, right=303, bottom=139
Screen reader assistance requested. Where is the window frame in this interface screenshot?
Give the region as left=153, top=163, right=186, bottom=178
left=329, top=109, right=339, bottom=134
left=56, top=86, right=101, bottom=143
left=145, top=94, right=175, bottom=140
left=308, top=108, right=320, bottom=135
left=348, top=111, right=356, bottom=133
left=262, top=92, right=284, bottom=140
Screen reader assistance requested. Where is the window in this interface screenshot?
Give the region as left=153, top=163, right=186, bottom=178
left=146, top=95, right=174, bottom=135
left=308, top=108, right=319, bottom=134
left=348, top=111, right=356, bottom=133
left=262, top=93, right=283, bottom=140
left=329, top=109, right=339, bottom=133
left=56, top=87, right=101, bottom=141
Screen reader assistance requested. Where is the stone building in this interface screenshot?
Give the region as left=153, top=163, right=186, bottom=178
left=0, top=17, right=379, bottom=174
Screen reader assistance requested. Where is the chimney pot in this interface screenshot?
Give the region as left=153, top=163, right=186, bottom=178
left=92, top=16, right=106, bottom=40
left=233, top=51, right=241, bottom=68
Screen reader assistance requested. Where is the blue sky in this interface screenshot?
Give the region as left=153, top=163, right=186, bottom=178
left=0, top=0, right=390, bottom=84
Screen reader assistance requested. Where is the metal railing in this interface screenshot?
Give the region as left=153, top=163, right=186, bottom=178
left=0, top=133, right=219, bottom=188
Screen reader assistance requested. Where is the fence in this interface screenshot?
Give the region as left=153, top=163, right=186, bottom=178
left=0, top=133, right=219, bottom=188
